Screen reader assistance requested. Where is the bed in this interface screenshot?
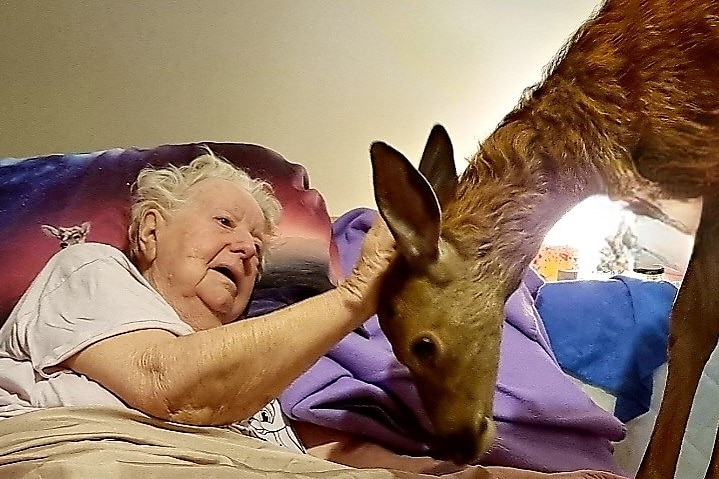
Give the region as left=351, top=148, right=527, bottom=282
left=0, top=142, right=709, bottom=478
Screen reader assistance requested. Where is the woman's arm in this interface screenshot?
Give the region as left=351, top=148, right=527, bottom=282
left=63, top=220, right=395, bottom=425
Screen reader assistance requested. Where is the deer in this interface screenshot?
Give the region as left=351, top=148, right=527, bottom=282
left=40, top=222, right=91, bottom=249
left=368, top=0, right=719, bottom=478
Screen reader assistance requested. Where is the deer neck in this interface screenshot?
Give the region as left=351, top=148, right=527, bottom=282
left=443, top=122, right=610, bottom=288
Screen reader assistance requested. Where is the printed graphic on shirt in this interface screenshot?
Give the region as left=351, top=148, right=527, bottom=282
left=230, top=399, right=305, bottom=454
left=40, top=222, right=91, bottom=249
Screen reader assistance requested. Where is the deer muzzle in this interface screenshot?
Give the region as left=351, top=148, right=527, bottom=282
left=431, top=414, right=496, bottom=464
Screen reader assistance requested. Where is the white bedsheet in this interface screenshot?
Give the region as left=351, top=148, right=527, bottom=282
left=590, top=353, right=719, bottom=478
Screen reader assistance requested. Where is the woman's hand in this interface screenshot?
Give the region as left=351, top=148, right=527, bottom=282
left=336, top=215, right=396, bottom=319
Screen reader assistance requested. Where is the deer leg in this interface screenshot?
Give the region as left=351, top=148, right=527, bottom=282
left=707, top=436, right=719, bottom=479
left=636, top=195, right=719, bottom=479
left=705, top=367, right=719, bottom=479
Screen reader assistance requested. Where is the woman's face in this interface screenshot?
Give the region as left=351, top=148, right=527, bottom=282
left=142, top=178, right=268, bottom=329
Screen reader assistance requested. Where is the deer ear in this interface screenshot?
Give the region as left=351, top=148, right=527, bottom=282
left=40, top=224, right=60, bottom=238
left=80, top=221, right=91, bottom=235
left=418, top=124, right=458, bottom=209
left=371, top=141, right=441, bottom=268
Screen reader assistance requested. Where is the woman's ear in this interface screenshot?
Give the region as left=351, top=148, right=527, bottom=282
left=138, top=210, right=162, bottom=265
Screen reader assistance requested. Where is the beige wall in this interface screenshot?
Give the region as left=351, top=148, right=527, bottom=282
left=0, top=0, right=601, bottom=217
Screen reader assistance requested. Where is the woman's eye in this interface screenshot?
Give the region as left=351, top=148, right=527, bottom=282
left=216, top=216, right=232, bottom=227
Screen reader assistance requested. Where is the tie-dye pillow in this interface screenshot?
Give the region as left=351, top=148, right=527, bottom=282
left=0, top=142, right=340, bottom=325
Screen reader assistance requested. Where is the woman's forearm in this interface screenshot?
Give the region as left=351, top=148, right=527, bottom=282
left=148, top=286, right=370, bottom=424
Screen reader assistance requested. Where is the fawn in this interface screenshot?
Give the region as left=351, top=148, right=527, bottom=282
left=40, top=222, right=91, bottom=249
left=370, top=0, right=719, bottom=477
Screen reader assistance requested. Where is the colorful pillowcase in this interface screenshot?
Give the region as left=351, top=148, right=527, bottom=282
left=0, top=142, right=340, bottom=325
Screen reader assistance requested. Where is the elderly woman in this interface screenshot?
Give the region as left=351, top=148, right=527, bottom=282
left=0, top=151, right=627, bottom=479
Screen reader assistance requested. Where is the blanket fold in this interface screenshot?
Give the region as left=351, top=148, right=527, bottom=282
left=0, top=406, right=628, bottom=479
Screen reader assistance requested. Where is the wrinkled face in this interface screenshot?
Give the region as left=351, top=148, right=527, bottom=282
left=377, top=240, right=507, bottom=464
left=140, top=178, right=267, bottom=329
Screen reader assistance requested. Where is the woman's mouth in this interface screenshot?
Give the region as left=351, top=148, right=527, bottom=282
left=211, top=266, right=237, bottom=287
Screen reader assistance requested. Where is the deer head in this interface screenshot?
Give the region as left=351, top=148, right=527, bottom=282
left=371, top=125, right=507, bottom=464
left=40, top=222, right=91, bottom=249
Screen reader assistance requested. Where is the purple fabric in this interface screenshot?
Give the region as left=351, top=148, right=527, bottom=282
left=280, top=208, right=626, bottom=475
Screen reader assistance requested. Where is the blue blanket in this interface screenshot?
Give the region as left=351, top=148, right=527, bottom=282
left=536, top=276, right=676, bottom=422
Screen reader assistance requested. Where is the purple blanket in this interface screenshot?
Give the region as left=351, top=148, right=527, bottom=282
left=280, top=208, right=626, bottom=475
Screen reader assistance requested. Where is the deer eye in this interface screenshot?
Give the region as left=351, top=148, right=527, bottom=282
left=411, top=335, right=437, bottom=364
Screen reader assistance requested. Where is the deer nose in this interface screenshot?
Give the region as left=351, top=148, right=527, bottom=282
left=437, top=416, right=496, bottom=464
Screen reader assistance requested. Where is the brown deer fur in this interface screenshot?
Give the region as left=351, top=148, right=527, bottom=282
left=369, top=0, right=719, bottom=477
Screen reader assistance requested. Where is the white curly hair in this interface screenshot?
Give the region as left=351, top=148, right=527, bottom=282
left=127, top=147, right=282, bottom=268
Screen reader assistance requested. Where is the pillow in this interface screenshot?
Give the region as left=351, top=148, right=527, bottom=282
left=0, top=142, right=341, bottom=326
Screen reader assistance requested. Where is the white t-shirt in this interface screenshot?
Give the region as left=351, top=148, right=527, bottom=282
left=0, top=242, right=304, bottom=453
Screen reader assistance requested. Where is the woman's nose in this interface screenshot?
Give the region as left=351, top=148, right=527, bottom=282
left=229, top=237, right=256, bottom=258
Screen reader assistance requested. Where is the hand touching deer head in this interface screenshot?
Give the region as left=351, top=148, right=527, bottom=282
left=370, top=125, right=509, bottom=464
